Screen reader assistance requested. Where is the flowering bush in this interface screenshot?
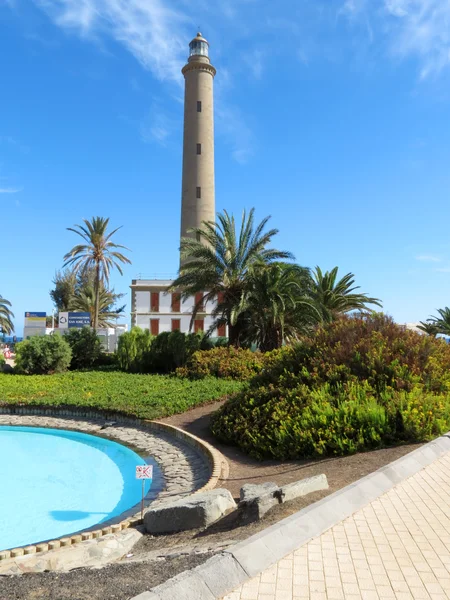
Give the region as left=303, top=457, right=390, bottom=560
left=211, top=314, right=450, bottom=459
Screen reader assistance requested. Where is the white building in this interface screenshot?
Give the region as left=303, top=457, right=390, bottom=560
left=130, top=279, right=226, bottom=337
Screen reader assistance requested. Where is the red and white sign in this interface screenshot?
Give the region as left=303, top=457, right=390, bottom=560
left=136, top=465, right=153, bottom=479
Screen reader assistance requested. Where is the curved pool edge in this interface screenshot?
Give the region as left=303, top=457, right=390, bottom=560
left=0, top=406, right=229, bottom=561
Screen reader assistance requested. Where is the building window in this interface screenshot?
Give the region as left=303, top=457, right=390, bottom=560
left=150, top=319, right=159, bottom=336
left=196, top=143, right=201, bottom=155
left=196, top=186, right=201, bottom=199
left=151, top=292, right=159, bottom=312
left=217, top=323, right=226, bottom=337
left=171, top=292, right=181, bottom=312
left=194, top=319, right=204, bottom=333
left=195, top=292, right=204, bottom=311
left=197, top=101, right=202, bottom=112
left=171, top=319, right=181, bottom=332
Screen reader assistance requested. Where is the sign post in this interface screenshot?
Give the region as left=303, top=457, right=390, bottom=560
left=135, top=465, right=153, bottom=520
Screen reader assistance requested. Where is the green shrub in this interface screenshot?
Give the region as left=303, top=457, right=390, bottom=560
left=15, top=335, right=72, bottom=375
left=211, top=314, right=450, bottom=459
left=117, top=328, right=217, bottom=374
left=177, top=347, right=279, bottom=380
left=0, top=353, right=5, bottom=368
left=117, top=328, right=153, bottom=372
left=64, top=327, right=102, bottom=370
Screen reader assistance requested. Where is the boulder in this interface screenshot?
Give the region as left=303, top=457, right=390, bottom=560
left=239, top=482, right=279, bottom=505
left=239, top=482, right=283, bottom=521
left=281, top=474, right=328, bottom=502
left=144, top=488, right=236, bottom=534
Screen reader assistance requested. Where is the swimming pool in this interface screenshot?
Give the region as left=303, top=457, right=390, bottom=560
left=0, top=426, right=162, bottom=551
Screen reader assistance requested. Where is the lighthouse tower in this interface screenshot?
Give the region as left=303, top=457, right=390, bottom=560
left=180, top=33, right=216, bottom=251
left=130, top=34, right=225, bottom=337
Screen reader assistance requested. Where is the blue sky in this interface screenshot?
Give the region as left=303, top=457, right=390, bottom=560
left=2, top=0, right=450, bottom=335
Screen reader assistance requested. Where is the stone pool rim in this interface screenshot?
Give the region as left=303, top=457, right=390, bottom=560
left=0, top=406, right=228, bottom=561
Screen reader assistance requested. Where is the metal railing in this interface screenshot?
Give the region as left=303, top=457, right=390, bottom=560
left=134, top=273, right=178, bottom=280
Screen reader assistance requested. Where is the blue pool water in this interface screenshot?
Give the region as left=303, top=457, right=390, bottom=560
left=0, top=426, right=161, bottom=550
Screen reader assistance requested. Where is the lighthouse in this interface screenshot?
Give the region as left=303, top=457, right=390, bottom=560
left=180, top=33, right=216, bottom=251
left=130, top=34, right=225, bottom=337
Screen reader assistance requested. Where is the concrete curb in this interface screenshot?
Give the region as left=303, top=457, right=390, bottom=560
left=134, top=433, right=450, bottom=600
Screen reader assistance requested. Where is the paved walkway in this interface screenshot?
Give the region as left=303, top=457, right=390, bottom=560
left=223, top=452, right=450, bottom=600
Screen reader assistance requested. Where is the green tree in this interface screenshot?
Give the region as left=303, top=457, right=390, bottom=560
left=50, top=267, right=125, bottom=326
left=63, top=217, right=131, bottom=329
left=171, top=209, right=293, bottom=347
left=239, top=263, right=320, bottom=351
left=312, top=266, right=382, bottom=322
left=417, top=321, right=440, bottom=337
left=422, top=307, right=450, bottom=336
left=49, top=270, right=77, bottom=312
left=0, top=295, right=14, bottom=335
left=71, top=284, right=125, bottom=327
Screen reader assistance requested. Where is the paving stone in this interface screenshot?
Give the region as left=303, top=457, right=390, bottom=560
left=222, top=446, right=450, bottom=600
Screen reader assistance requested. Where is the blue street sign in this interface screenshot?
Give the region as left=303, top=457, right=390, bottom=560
left=67, top=312, right=91, bottom=328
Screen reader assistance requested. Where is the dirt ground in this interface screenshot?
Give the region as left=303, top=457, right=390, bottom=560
left=160, top=400, right=422, bottom=499
left=0, top=401, right=422, bottom=600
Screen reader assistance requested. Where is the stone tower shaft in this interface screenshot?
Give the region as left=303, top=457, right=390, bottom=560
left=180, top=33, right=216, bottom=258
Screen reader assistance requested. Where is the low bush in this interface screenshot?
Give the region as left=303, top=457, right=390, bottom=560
left=64, top=327, right=102, bottom=370
left=211, top=314, right=450, bottom=459
left=177, top=347, right=279, bottom=380
left=117, top=328, right=221, bottom=374
left=0, top=371, right=243, bottom=420
left=15, top=335, right=72, bottom=375
left=0, top=353, right=5, bottom=368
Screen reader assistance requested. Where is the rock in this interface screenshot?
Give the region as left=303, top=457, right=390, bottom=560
left=239, top=482, right=279, bottom=505
left=281, top=474, right=328, bottom=502
left=239, top=483, right=283, bottom=521
left=144, top=488, right=236, bottom=534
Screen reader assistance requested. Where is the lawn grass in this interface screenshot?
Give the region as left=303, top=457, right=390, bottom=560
left=0, top=371, right=243, bottom=420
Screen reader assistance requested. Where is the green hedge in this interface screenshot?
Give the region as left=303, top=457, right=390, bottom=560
left=116, top=328, right=226, bottom=374
left=211, top=314, right=450, bottom=459
left=0, top=371, right=243, bottom=420
left=176, top=347, right=280, bottom=380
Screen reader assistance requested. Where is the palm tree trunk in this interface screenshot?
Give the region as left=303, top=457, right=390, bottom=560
left=93, top=262, right=100, bottom=329
left=228, top=323, right=241, bottom=348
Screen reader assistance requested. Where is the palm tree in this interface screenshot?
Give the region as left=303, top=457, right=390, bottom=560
left=417, top=321, right=440, bottom=337
left=422, top=307, right=450, bottom=336
left=63, top=217, right=131, bottom=329
left=312, top=266, right=382, bottom=322
left=0, top=295, right=14, bottom=336
left=171, top=209, right=293, bottom=347
left=72, top=284, right=126, bottom=328
left=239, top=263, right=320, bottom=351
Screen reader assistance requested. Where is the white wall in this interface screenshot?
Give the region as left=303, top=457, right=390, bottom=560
left=160, top=291, right=172, bottom=313
left=135, top=291, right=150, bottom=312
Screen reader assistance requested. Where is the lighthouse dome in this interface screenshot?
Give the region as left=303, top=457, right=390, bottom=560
left=189, top=32, right=209, bottom=58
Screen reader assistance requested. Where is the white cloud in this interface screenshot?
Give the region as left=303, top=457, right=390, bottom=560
left=216, top=105, right=254, bottom=164
left=0, top=187, right=22, bottom=193
left=434, top=267, right=450, bottom=272
left=140, top=108, right=177, bottom=145
left=384, top=0, right=450, bottom=78
left=343, top=0, right=450, bottom=78
left=416, top=254, right=441, bottom=262
left=244, top=49, right=264, bottom=79
left=33, top=0, right=190, bottom=83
